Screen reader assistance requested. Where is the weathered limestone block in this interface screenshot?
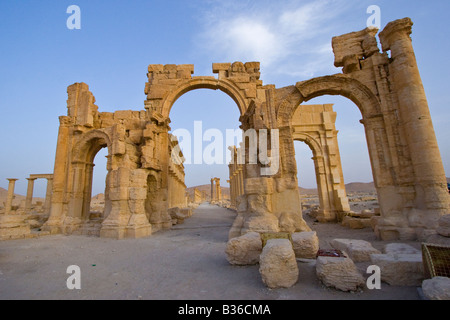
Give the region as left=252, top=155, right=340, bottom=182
left=376, top=226, right=417, bottom=241
left=225, top=231, right=262, bottom=265
left=278, top=211, right=311, bottom=233
left=342, top=216, right=371, bottom=229
left=0, top=215, right=31, bottom=240
left=384, top=243, right=420, bottom=255
left=168, top=207, right=190, bottom=224
left=128, top=188, right=147, bottom=200
left=245, top=177, right=274, bottom=195
left=425, top=234, right=450, bottom=246
left=242, top=213, right=280, bottom=234
left=228, top=214, right=245, bottom=239
left=292, top=231, right=319, bottom=259
left=315, top=255, right=365, bottom=292
left=370, top=253, right=424, bottom=286
left=332, top=26, right=379, bottom=72
left=259, top=239, right=299, bottom=289
left=358, top=209, right=377, bottom=219
left=422, top=277, right=450, bottom=300
left=331, top=239, right=381, bottom=262
left=246, top=194, right=272, bottom=214
left=437, top=214, right=450, bottom=237
left=125, top=213, right=152, bottom=239
left=180, top=208, right=192, bottom=218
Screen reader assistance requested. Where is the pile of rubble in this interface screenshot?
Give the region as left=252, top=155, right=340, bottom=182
left=225, top=227, right=450, bottom=299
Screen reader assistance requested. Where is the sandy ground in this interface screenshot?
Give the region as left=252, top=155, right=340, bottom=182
left=0, top=203, right=421, bottom=300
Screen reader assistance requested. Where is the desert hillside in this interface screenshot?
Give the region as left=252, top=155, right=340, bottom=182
left=0, top=187, right=45, bottom=207
left=297, top=181, right=376, bottom=195
left=3, top=177, right=448, bottom=207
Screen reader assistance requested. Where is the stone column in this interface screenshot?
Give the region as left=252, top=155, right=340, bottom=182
left=5, top=179, right=18, bottom=214
left=44, top=177, right=53, bottom=215
left=43, top=116, right=71, bottom=234
left=312, top=156, right=333, bottom=222
left=210, top=178, right=215, bottom=202
left=216, top=178, right=221, bottom=201
left=25, top=178, right=37, bottom=212
left=238, top=169, right=244, bottom=195
left=380, top=18, right=450, bottom=229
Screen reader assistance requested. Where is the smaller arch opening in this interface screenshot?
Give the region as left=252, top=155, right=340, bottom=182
left=294, top=140, right=319, bottom=212
left=89, top=147, right=108, bottom=220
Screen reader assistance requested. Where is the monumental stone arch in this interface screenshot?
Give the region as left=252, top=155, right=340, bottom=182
left=275, top=18, right=450, bottom=241
left=36, top=18, right=449, bottom=243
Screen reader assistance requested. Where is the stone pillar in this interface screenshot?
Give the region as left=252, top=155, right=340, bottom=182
left=238, top=169, right=244, bottom=195
left=380, top=18, right=450, bottom=229
left=25, top=178, right=36, bottom=212
left=5, top=179, right=18, bottom=214
left=44, top=177, right=53, bottom=215
left=82, top=164, right=94, bottom=220
left=216, top=178, right=221, bottom=201
left=313, top=156, right=333, bottom=222
left=43, top=116, right=71, bottom=233
left=68, top=162, right=86, bottom=221
left=210, top=178, right=215, bottom=202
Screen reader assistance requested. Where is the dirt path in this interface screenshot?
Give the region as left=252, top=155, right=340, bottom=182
left=0, top=203, right=420, bottom=300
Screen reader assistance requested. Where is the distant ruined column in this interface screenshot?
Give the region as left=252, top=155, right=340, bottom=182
left=210, top=178, right=215, bottom=202
left=25, top=178, right=36, bottom=212
left=5, top=179, right=18, bottom=214
left=215, top=178, right=221, bottom=201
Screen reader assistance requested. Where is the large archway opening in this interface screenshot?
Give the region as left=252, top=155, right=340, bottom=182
left=292, top=94, right=380, bottom=224
left=303, top=95, right=377, bottom=210
left=294, top=140, right=319, bottom=213
left=169, top=88, right=242, bottom=202
left=67, top=131, right=112, bottom=235
left=166, top=87, right=242, bottom=236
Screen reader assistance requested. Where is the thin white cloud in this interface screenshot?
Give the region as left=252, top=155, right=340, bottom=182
left=196, top=0, right=351, bottom=79
left=211, top=17, right=285, bottom=66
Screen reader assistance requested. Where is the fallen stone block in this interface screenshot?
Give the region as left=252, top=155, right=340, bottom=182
left=425, top=234, right=450, bottom=246
left=331, top=239, right=381, bottom=262
left=370, top=253, right=424, bottom=286
left=422, top=277, right=450, bottom=300
left=342, top=216, right=371, bottom=229
left=225, top=231, right=262, bottom=265
left=437, top=214, right=450, bottom=237
left=349, top=209, right=376, bottom=219
left=291, top=231, right=319, bottom=259
left=0, top=215, right=31, bottom=240
left=384, top=243, right=420, bottom=255
left=260, top=232, right=291, bottom=248
left=259, top=239, right=299, bottom=289
left=315, top=255, right=365, bottom=292
left=180, top=208, right=193, bottom=218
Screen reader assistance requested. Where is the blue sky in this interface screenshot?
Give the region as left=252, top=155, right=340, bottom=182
left=0, top=0, right=449, bottom=196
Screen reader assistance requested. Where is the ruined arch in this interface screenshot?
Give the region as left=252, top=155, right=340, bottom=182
left=291, top=104, right=351, bottom=222
left=145, top=62, right=263, bottom=120
left=72, top=129, right=112, bottom=163
left=67, top=129, right=113, bottom=231
left=293, top=132, right=323, bottom=158
left=160, top=77, right=248, bottom=118
left=39, top=19, right=449, bottom=242
left=277, top=78, right=388, bottom=225
left=277, top=75, right=381, bottom=128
